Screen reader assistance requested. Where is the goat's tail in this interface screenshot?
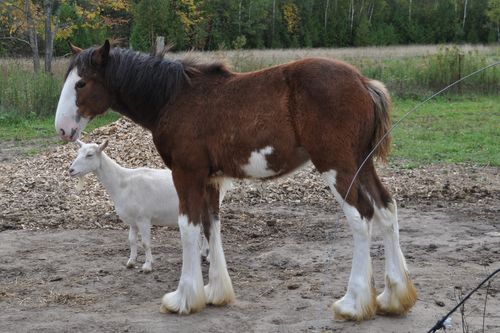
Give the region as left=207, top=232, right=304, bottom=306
left=364, top=79, right=392, bottom=162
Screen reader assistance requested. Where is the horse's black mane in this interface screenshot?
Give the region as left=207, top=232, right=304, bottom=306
left=67, top=47, right=231, bottom=112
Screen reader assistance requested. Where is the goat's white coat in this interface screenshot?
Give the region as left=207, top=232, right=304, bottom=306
left=70, top=141, right=209, bottom=272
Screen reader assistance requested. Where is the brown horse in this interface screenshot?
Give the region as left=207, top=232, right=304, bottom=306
left=55, top=40, right=416, bottom=321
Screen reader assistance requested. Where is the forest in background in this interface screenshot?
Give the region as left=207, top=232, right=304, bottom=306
left=1, top=0, right=499, bottom=68
left=0, top=1, right=498, bottom=119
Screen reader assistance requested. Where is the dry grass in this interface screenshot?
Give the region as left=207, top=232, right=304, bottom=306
left=172, top=44, right=499, bottom=71
left=0, top=44, right=498, bottom=118
left=0, top=57, right=70, bottom=78
left=1, top=44, right=497, bottom=78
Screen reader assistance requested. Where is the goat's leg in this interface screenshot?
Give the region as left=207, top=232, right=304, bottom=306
left=138, top=221, right=153, bottom=273
left=200, top=234, right=210, bottom=262
left=126, top=225, right=138, bottom=268
left=160, top=169, right=206, bottom=314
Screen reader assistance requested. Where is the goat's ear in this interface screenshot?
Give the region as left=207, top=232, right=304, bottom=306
left=68, top=42, right=82, bottom=55
left=91, top=39, right=110, bottom=66
left=98, top=139, right=109, bottom=152
left=76, top=139, right=84, bottom=147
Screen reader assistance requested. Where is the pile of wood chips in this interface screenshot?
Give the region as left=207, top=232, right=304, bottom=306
left=0, top=117, right=498, bottom=231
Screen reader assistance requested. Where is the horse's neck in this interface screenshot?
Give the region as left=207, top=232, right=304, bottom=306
left=110, top=98, right=158, bottom=131
left=94, top=153, right=128, bottom=199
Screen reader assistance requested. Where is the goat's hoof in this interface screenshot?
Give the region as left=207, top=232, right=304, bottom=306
left=141, top=263, right=152, bottom=273
left=126, top=259, right=136, bottom=268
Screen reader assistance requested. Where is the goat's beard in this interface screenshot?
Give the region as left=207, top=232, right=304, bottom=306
left=75, top=176, right=85, bottom=194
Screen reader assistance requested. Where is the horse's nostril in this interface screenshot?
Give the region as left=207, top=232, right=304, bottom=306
left=69, top=168, right=74, bottom=174
left=69, top=128, right=77, bottom=139
left=60, top=128, right=66, bottom=136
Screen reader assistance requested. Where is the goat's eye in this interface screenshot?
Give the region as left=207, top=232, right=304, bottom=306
left=75, top=80, right=86, bottom=89
left=86, top=153, right=93, bottom=158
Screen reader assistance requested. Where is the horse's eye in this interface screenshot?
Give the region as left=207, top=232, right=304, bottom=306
left=75, top=80, right=86, bottom=89
left=86, top=153, right=93, bottom=158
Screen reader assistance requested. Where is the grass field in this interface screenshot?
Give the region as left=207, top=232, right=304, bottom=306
left=0, top=112, right=121, bottom=141
left=391, top=96, right=499, bottom=166
left=1, top=97, right=498, bottom=166
left=1, top=45, right=498, bottom=165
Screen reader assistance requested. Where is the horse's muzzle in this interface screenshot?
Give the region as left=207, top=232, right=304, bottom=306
left=58, top=127, right=79, bottom=142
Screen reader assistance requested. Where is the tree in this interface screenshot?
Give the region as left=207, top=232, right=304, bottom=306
left=487, top=0, right=500, bottom=41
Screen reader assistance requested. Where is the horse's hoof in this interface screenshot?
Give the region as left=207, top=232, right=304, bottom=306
left=332, top=289, right=377, bottom=321
left=160, top=289, right=206, bottom=314
left=204, top=282, right=235, bottom=306
left=376, top=274, right=417, bottom=316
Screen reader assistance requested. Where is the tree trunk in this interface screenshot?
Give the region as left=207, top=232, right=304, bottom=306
left=24, top=0, right=40, bottom=72
left=324, top=0, right=330, bottom=31
left=349, top=0, right=355, bottom=37
left=409, top=0, right=412, bottom=23
left=44, top=0, right=54, bottom=73
left=272, top=0, right=276, bottom=45
left=238, top=0, right=242, bottom=35
left=463, top=0, right=468, bottom=29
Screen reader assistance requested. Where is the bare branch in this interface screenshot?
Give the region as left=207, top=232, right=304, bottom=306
left=0, top=36, right=31, bottom=46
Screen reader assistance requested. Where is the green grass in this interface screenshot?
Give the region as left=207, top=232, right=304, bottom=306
left=0, top=111, right=121, bottom=141
left=0, top=97, right=497, bottom=166
left=390, top=96, right=499, bottom=166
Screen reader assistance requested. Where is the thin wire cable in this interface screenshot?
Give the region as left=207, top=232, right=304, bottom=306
left=342, top=60, right=500, bottom=206
left=324, top=60, right=498, bottom=323
left=427, top=268, right=500, bottom=333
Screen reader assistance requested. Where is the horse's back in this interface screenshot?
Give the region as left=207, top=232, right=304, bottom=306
left=154, top=57, right=378, bottom=179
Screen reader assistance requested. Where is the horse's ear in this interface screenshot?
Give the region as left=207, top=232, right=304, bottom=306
left=68, top=42, right=82, bottom=55
left=98, top=139, right=109, bottom=152
left=91, top=40, right=111, bottom=66
left=76, top=139, right=84, bottom=147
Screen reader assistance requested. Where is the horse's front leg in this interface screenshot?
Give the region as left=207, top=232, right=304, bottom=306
left=203, top=183, right=235, bottom=306
left=160, top=169, right=207, bottom=315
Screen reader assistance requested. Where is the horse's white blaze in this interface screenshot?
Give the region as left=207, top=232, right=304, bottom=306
left=241, top=146, right=277, bottom=178
left=204, top=218, right=235, bottom=305
left=160, top=215, right=205, bottom=314
left=54, top=69, right=90, bottom=141
left=322, top=170, right=375, bottom=318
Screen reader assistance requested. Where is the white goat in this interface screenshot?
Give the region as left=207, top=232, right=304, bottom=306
left=69, top=140, right=212, bottom=272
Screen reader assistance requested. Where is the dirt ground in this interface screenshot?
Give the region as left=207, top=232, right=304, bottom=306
left=1, top=119, right=499, bottom=333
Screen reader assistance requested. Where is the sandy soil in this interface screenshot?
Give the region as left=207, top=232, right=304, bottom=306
left=1, top=119, right=499, bottom=332
left=1, top=202, right=499, bottom=333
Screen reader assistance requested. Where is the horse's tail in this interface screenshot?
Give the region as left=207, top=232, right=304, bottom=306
left=364, top=79, right=392, bottom=162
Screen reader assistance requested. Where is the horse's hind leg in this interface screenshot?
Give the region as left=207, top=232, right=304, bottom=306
left=364, top=167, right=417, bottom=315
left=321, top=168, right=377, bottom=321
